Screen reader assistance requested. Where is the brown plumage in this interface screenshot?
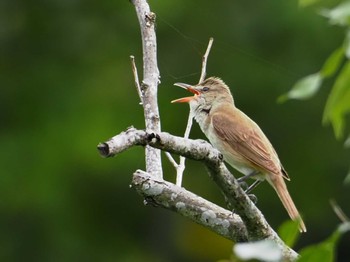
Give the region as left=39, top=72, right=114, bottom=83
left=173, top=77, right=306, bottom=232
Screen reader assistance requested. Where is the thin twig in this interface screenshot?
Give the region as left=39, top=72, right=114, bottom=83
left=330, top=199, right=350, bottom=223
left=175, top=38, right=214, bottom=186
left=183, top=108, right=194, bottom=140
left=130, top=55, right=143, bottom=105
left=175, top=162, right=185, bottom=186
left=199, top=37, right=214, bottom=83
left=165, top=152, right=178, bottom=168
left=176, top=110, right=194, bottom=186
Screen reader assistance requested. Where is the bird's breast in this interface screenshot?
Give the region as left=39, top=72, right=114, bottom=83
left=205, top=125, right=256, bottom=176
left=193, top=109, right=211, bottom=134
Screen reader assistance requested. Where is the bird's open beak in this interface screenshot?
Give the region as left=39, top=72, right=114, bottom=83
left=171, top=83, right=200, bottom=103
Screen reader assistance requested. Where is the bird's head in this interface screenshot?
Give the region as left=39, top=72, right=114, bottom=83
left=172, top=77, right=234, bottom=111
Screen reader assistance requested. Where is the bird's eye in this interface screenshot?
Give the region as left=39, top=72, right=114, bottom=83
left=202, top=86, right=210, bottom=92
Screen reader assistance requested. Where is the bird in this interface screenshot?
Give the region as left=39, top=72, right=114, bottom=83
left=172, top=76, right=306, bottom=232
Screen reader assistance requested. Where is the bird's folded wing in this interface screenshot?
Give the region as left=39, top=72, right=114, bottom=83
left=212, top=112, right=282, bottom=176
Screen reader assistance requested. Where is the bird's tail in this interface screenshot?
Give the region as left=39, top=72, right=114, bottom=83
left=267, top=174, right=307, bottom=233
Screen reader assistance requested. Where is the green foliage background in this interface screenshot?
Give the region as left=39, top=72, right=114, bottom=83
left=1, top=0, right=349, bottom=261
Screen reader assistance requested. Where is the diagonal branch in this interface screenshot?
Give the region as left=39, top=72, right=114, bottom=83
left=98, top=127, right=298, bottom=260
left=132, top=169, right=248, bottom=242
left=97, top=128, right=266, bottom=233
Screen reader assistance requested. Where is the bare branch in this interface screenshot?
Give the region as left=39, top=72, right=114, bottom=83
left=131, top=0, right=162, bottom=179
left=183, top=108, right=194, bottom=139
left=98, top=128, right=298, bottom=260
left=98, top=128, right=295, bottom=256
left=99, top=127, right=272, bottom=235
left=330, top=199, right=350, bottom=223
left=130, top=56, right=143, bottom=104
left=165, top=152, right=179, bottom=168
left=132, top=170, right=248, bottom=242
left=97, top=127, right=145, bottom=157
left=175, top=38, right=214, bottom=186
left=176, top=156, right=185, bottom=186
left=199, top=37, right=214, bottom=83
left=176, top=110, right=194, bottom=186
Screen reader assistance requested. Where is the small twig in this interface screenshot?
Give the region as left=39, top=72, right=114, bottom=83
left=176, top=110, right=194, bottom=186
left=183, top=109, right=194, bottom=141
left=173, top=38, right=214, bottom=186
left=330, top=199, right=350, bottom=223
left=199, top=37, right=214, bottom=83
left=130, top=55, right=143, bottom=104
left=175, top=161, right=185, bottom=186
left=165, top=152, right=178, bottom=168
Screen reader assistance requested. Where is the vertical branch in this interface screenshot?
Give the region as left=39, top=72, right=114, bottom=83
left=199, top=37, right=214, bottom=83
left=176, top=110, right=194, bottom=186
left=174, top=38, right=215, bottom=186
left=131, top=0, right=162, bottom=179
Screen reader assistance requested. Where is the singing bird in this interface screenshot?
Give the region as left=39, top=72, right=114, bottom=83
left=172, top=77, right=306, bottom=232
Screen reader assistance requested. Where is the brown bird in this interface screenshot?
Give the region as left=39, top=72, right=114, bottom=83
left=172, top=77, right=306, bottom=232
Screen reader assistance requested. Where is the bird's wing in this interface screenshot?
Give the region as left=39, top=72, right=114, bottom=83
left=212, top=111, right=283, bottom=176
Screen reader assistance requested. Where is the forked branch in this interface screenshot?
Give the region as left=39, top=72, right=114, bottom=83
left=98, top=127, right=298, bottom=260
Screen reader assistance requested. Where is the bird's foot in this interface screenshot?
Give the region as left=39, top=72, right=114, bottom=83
left=247, top=194, right=258, bottom=204
left=238, top=180, right=249, bottom=191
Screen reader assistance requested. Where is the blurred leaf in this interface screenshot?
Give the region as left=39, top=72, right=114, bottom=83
left=345, top=134, right=350, bottom=148
left=278, top=73, right=322, bottom=103
left=344, top=167, right=350, bottom=185
left=330, top=199, right=350, bottom=223
left=233, top=240, right=282, bottom=262
left=219, top=253, right=242, bottom=262
left=323, top=61, right=350, bottom=139
left=338, top=221, right=350, bottom=233
left=320, top=1, right=350, bottom=26
left=278, top=220, right=300, bottom=248
left=320, top=46, right=344, bottom=78
left=345, top=29, right=350, bottom=59
left=299, top=245, right=333, bottom=262
left=298, top=222, right=350, bottom=262
left=299, top=0, right=321, bottom=8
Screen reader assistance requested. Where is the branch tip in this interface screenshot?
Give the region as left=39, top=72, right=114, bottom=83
left=199, top=37, right=214, bottom=83
left=97, top=142, right=110, bottom=157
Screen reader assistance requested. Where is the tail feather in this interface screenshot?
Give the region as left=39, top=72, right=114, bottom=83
left=267, top=174, right=307, bottom=233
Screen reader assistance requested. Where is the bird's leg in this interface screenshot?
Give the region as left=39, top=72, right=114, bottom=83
left=245, top=179, right=262, bottom=194
left=227, top=178, right=261, bottom=212
left=227, top=181, right=261, bottom=212
left=245, top=180, right=262, bottom=204
left=237, top=170, right=259, bottom=190
left=237, top=170, right=259, bottom=183
left=237, top=171, right=261, bottom=204
left=245, top=189, right=259, bottom=204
